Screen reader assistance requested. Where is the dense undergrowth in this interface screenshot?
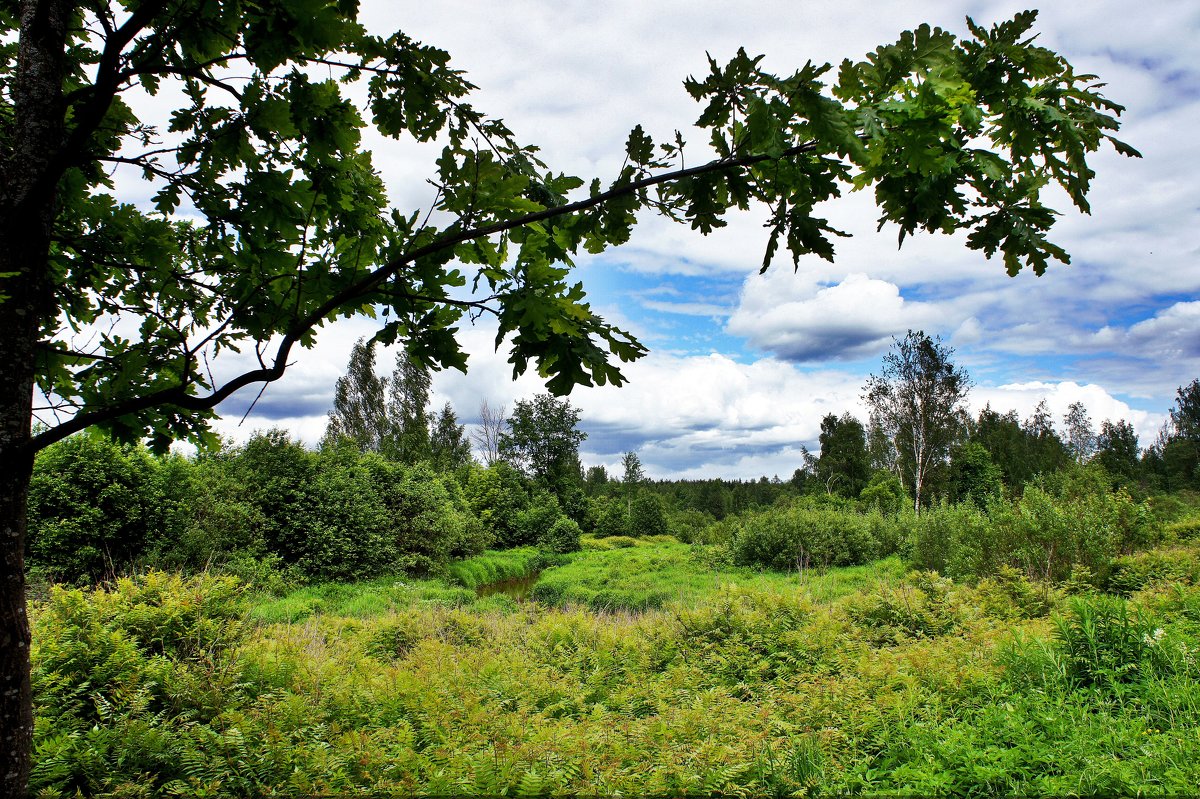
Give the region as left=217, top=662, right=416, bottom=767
left=30, top=536, right=1200, bottom=797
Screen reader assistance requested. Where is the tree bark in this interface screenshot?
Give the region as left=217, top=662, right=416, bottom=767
left=1, top=1, right=70, bottom=794
left=0, top=437, right=34, bottom=798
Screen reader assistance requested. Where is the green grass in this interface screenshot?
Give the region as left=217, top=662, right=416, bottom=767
left=30, top=546, right=1200, bottom=796
left=531, top=537, right=907, bottom=611
left=440, top=546, right=547, bottom=589
left=251, top=539, right=911, bottom=622
left=249, top=576, right=474, bottom=624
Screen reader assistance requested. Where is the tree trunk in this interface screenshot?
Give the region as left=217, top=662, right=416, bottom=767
left=0, top=435, right=34, bottom=798
left=1, top=1, right=70, bottom=794
left=0, top=178, right=47, bottom=799
left=0, top=166, right=43, bottom=799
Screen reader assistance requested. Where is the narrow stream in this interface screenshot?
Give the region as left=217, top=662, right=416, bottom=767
left=475, top=571, right=541, bottom=601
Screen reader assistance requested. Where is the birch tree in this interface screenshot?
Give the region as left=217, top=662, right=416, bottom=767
left=863, top=331, right=970, bottom=511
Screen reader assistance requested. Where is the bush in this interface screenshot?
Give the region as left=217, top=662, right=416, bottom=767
left=594, top=535, right=640, bottom=548
left=229, top=433, right=489, bottom=581
left=667, top=508, right=716, bottom=543
left=910, top=502, right=993, bottom=578
left=540, top=516, right=583, bottom=554
left=593, top=497, right=629, bottom=537
left=865, top=508, right=913, bottom=558
left=27, top=433, right=174, bottom=584
left=989, top=482, right=1152, bottom=584
left=1106, top=547, right=1200, bottom=596
left=859, top=470, right=909, bottom=515
left=463, top=462, right=530, bottom=547
left=513, top=491, right=564, bottom=548
left=367, top=458, right=490, bottom=574
left=844, top=571, right=959, bottom=645
left=234, top=429, right=324, bottom=571
left=728, top=506, right=878, bottom=571
left=148, top=449, right=265, bottom=573
left=1165, top=516, right=1200, bottom=541
left=974, top=565, right=1053, bottom=619
left=629, top=491, right=669, bottom=537
left=442, top=547, right=545, bottom=589
left=912, top=475, right=1155, bottom=585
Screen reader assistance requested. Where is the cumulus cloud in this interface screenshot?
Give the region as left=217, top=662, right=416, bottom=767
left=972, top=381, right=1166, bottom=448
left=726, top=271, right=951, bottom=362
left=1122, top=302, right=1200, bottom=360
left=148, top=0, right=1198, bottom=476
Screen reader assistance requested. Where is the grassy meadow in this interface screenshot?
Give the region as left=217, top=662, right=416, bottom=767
left=29, top=534, right=1200, bottom=797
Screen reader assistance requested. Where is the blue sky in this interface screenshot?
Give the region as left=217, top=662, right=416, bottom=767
left=194, top=0, right=1200, bottom=479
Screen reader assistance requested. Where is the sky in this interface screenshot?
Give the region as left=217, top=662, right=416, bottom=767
left=206, top=0, right=1199, bottom=479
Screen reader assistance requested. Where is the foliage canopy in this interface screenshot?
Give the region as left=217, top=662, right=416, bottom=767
left=0, top=3, right=1139, bottom=795
left=5, top=6, right=1137, bottom=453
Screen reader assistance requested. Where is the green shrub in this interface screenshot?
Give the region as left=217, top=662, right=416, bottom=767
left=729, top=506, right=878, bottom=571
left=974, top=565, right=1053, bottom=619
left=579, top=535, right=612, bottom=551
left=990, top=483, right=1152, bottom=584
left=366, top=457, right=490, bottom=575
left=911, top=501, right=993, bottom=578
left=514, top=491, right=564, bottom=548
left=913, top=477, right=1156, bottom=585
left=844, top=571, right=959, bottom=645
left=667, top=508, right=716, bottom=543
left=629, top=491, right=669, bottom=537
left=540, top=516, right=583, bottom=553
left=865, top=508, right=913, bottom=558
left=1165, top=516, right=1200, bottom=541
left=148, top=450, right=265, bottom=573
left=27, top=433, right=176, bottom=584
left=593, top=497, right=629, bottom=537
left=1106, top=547, right=1200, bottom=596
left=234, top=429, right=322, bottom=568
left=858, top=469, right=909, bottom=515
left=463, top=461, right=530, bottom=547
left=947, top=441, right=1004, bottom=508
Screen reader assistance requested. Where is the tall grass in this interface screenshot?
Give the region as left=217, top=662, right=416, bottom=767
left=440, top=546, right=549, bottom=589
left=28, top=539, right=1200, bottom=796
left=249, top=577, right=474, bottom=624
left=531, top=537, right=907, bottom=612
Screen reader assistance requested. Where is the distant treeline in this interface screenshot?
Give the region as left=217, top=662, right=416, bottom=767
left=25, top=334, right=1200, bottom=590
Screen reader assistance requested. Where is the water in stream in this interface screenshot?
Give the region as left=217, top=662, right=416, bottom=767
left=475, top=571, right=541, bottom=601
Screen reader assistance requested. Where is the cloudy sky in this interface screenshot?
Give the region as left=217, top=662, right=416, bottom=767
left=209, top=0, right=1198, bottom=479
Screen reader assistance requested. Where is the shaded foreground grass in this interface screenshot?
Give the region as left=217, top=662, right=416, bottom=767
left=29, top=539, right=1200, bottom=796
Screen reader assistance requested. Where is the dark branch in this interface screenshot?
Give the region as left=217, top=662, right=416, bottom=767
left=29, top=140, right=820, bottom=453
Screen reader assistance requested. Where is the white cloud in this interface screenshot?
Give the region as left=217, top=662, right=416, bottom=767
left=93, top=0, right=1200, bottom=477
left=972, top=381, right=1166, bottom=447
left=727, top=271, right=951, bottom=362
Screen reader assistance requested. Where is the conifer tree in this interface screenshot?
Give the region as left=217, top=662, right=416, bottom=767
left=622, top=450, right=645, bottom=512
left=430, top=402, right=473, bottom=472
left=323, top=339, right=389, bottom=452
left=386, top=353, right=432, bottom=464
